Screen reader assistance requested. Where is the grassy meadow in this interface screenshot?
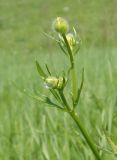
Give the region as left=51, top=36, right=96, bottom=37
left=0, top=0, right=117, bottom=159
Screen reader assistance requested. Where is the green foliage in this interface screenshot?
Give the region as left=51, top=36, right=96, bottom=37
left=0, top=48, right=117, bottom=160
left=0, top=0, right=117, bottom=159
left=36, top=61, right=47, bottom=79
left=34, top=16, right=102, bottom=160
left=0, top=0, right=116, bottom=50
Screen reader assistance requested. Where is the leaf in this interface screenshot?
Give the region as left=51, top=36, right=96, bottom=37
left=36, top=60, right=47, bottom=79
left=73, top=27, right=77, bottom=37
left=58, top=42, right=67, bottom=55
left=42, top=32, right=60, bottom=43
left=12, top=80, right=64, bottom=111
left=49, top=89, right=62, bottom=104
left=74, top=46, right=80, bottom=55
left=24, top=89, right=63, bottom=110
left=74, top=68, right=84, bottom=107
left=45, top=64, right=51, bottom=76
left=23, top=89, right=45, bottom=103
left=45, top=97, right=63, bottom=109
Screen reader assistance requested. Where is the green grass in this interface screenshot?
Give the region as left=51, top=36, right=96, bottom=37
left=0, top=0, right=117, bottom=159
left=0, top=48, right=117, bottom=160
left=0, top=0, right=116, bottom=49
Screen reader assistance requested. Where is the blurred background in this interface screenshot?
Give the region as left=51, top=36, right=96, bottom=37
left=0, top=0, right=117, bottom=159
left=0, top=0, right=116, bottom=49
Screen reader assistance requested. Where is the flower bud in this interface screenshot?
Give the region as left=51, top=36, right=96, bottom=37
left=45, top=76, right=66, bottom=90
left=57, top=77, right=65, bottom=89
left=66, top=33, right=76, bottom=50
left=53, top=17, right=69, bottom=34
left=45, top=77, right=58, bottom=89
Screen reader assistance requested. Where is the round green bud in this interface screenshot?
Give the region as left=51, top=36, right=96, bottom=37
left=53, top=17, right=69, bottom=34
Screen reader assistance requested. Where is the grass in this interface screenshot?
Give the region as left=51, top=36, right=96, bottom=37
left=0, top=48, right=117, bottom=159
left=0, top=0, right=117, bottom=159
left=0, top=0, right=116, bottom=49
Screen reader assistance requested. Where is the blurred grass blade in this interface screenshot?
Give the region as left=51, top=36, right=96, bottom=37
left=36, top=60, right=47, bottom=79
left=25, top=113, right=39, bottom=145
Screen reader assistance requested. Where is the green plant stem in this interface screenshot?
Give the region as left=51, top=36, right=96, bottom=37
left=58, top=90, right=70, bottom=110
left=69, top=111, right=102, bottom=160
left=72, top=63, right=77, bottom=103
left=62, top=34, right=74, bottom=68
left=62, top=34, right=77, bottom=102
left=61, top=33, right=101, bottom=159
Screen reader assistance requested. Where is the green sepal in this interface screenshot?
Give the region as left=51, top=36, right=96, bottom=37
left=36, top=60, right=47, bottom=79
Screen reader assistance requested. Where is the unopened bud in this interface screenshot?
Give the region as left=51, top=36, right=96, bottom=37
left=66, top=33, right=76, bottom=50
left=45, top=77, right=58, bottom=89
left=45, top=76, right=66, bottom=90
left=53, top=17, right=69, bottom=34
left=57, top=77, right=65, bottom=89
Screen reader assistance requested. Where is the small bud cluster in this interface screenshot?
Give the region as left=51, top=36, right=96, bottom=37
left=53, top=17, right=80, bottom=53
